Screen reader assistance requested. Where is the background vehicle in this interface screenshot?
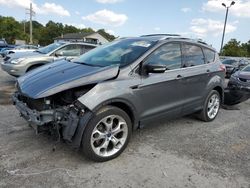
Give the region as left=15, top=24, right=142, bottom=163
left=12, top=35, right=225, bottom=162
left=0, top=39, right=8, bottom=50
left=1, top=42, right=97, bottom=76
left=2, top=45, right=39, bottom=57
left=0, top=47, right=15, bottom=57
left=0, top=39, right=16, bottom=51
left=224, top=65, right=250, bottom=105
left=222, top=58, right=249, bottom=78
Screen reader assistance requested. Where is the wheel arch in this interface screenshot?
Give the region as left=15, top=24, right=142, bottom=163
left=92, top=98, right=139, bottom=130
left=212, top=85, right=224, bottom=103
left=205, top=75, right=224, bottom=103
left=71, top=98, right=139, bottom=149
left=26, top=62, right=47, bottom=72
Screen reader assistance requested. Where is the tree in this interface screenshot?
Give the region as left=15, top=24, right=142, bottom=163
left=63, top=25, right=79, bottom=34
left=0, top=15, right=117, bottom=45
left=221, top=39, right=249, bottom=57
left=97, top=29, right=116, bottom=41
left=0, top=16, right=23, bottom=44
left=37, top=21, right=64, bottom=45
left=241, top=40, right=250, bottom=57
left=81, top=27, right=95, bottom=33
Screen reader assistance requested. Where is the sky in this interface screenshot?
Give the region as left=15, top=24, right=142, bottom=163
left=0, top=0, right=249, bottom=51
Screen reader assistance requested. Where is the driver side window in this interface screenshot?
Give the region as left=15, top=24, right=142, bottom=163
left=55, top=44, right=81, bottom=56
left=145, top=43, right=182, bottom=70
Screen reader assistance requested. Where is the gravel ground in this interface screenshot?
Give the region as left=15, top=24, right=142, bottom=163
left=0, top=59, right=249, bottom=188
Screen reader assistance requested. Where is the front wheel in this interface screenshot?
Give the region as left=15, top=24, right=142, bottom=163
left=197, top=90, right=221, bottom=122
left=82, top=106, right=132, bottom=162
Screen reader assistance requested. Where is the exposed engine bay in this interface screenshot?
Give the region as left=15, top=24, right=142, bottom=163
left=13, top=84, right=96, bottom=147
left=19, top=84, right=95, bottom=111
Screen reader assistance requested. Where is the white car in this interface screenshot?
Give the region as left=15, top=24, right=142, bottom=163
left=4, top=45, right=39, bottom=56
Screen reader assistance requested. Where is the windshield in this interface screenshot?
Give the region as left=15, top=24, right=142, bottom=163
left=222, top=59, right=236, bottom=65
left=242, top=65, right=250, bottom=72
left=37, top=42, right=65, bottom=54
left=72, top=39, right=156, bottom=67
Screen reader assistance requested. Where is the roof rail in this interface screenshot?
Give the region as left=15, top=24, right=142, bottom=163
left=166, top=37, right=209, bottom=46
left=197, top=39, right=208, bottom=45
left=141, top=34, right=181, bottom=37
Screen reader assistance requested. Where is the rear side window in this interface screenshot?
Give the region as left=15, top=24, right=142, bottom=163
left=203, top=48, right=215, bottom=63
left=84, top=45, right=96, bottom=53
left=145, top=43, right=182, bottom=70
left=182, top=44, right=205, bottom=67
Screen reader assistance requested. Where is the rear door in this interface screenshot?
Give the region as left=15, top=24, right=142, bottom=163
left=180, top=43, right=209, bottom=114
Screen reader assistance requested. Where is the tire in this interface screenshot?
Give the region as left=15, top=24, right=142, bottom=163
left=197, top=90, right=221, bottom=122
left=82, top=106, right=132, bottom=162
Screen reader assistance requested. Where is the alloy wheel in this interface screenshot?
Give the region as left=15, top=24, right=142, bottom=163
left=90, top=115, right=128, bottom=157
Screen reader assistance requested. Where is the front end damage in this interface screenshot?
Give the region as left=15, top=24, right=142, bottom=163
left=12, top=91, right=93, bottom=148
left=224, top=76, right=250, bottom=106
left=11, top=61, right=120, bottom=147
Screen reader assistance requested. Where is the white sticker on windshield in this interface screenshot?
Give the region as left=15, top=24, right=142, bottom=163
left=131, top=41, right=151, bottom=48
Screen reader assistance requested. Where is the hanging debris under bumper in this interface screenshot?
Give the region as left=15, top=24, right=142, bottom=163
left=12, top=92, right=90, bottom=147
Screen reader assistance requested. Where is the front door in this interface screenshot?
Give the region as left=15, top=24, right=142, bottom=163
left=136, top=42, right=185, bottom=122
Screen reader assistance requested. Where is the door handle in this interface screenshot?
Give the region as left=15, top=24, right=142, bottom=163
left=176, top=75, right=183, bottom=79
left=130, top=85, right=140, bottom=89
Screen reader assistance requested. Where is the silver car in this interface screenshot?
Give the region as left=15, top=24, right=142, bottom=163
left=1, top=42, right=97, bottom=77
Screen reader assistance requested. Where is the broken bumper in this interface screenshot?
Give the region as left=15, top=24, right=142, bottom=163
left=12, top=92, right=91, bottom=147
left=224, top=82, right=250, bottom=105
left=12, top=93, right=57, bottom=126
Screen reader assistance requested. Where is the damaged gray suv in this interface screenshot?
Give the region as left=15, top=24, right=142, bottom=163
left=13, top=35, right=225, bottom=161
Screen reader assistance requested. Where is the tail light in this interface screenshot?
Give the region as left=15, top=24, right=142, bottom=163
left=220, top=64, right=226, bottom=72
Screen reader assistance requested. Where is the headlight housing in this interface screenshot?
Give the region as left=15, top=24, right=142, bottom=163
left=10, top=58, right=25, bottom=64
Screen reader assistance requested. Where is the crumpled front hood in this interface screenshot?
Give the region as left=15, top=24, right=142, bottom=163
left=17, top=60, right=119, bottom=99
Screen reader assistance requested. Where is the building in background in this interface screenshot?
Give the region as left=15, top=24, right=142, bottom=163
left=15, top=40, right=26, bottom=45
left=54, top=32, right=109, bottom=45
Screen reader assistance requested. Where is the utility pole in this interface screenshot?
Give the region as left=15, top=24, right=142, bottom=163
left=24, top=20, right=26, bottom=33
left=220, top=1, right=235, bottom=54
left=26, top=3, right=35, bottom=44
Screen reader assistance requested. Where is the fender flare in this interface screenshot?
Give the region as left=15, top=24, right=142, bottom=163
left=70, top=98, right=139, bottom=148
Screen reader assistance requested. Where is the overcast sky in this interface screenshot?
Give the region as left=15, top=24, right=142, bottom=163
left=0, top=0, right=249, bottom=51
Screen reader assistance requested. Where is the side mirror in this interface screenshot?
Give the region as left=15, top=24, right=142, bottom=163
left=55, top=51, right=64, bottom=57
left=144, top=64, right=166, bottom=74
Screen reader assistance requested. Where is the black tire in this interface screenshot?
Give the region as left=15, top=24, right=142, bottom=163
left=197, top=90, right=221, bottom=122
left=82, top=106, right=132, bottom=162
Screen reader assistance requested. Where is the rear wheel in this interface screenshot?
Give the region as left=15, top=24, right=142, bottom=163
left=82, top=106, right=132, bottom=162
left=197, top=90, right=221, bottom=122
